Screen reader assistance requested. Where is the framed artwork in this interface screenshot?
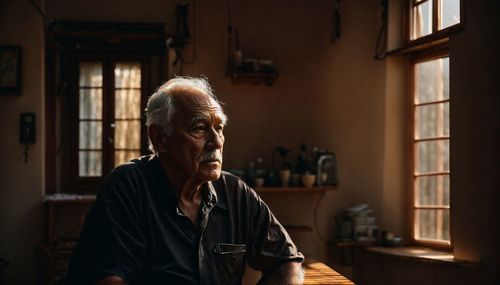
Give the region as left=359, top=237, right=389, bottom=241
left=0, top=46, right=22, bottom=94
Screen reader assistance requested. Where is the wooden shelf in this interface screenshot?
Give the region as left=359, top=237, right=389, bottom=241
left=254, top=186, right=337, bottom=193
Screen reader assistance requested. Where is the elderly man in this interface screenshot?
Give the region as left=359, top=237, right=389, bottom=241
left=66, top=76, right=304, bottom=285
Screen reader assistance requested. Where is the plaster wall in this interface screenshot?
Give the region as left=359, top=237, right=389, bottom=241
left=0, top=1, right=45, bottom=284
left=299, top=0, right=394, bottom=248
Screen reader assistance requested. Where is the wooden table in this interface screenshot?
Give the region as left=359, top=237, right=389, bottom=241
left=304, top=261, right=355, bottom=284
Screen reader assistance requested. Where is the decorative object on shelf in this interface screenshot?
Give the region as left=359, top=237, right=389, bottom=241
left=245, top=145, right=338, bottom=189
left=0, top=46, right=22, bottom=95
left=302, top=174, right=316, bottom=188
left=225, top=0, right=278, bottom=86
left=314, top=148, right=338, bottom=186
left=254, top=177, right=264, bottom=187
left=271, top=146, right=292, bottom=187
left=279, top=169, right=291, bottom=187
left=295, top=143, right=311, bottom=176
left=336, top=203, right=378, bottom=243
left=290, top=173, right=301, bottom=187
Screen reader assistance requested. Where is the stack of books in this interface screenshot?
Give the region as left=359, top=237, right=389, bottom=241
left=337, top=204, right=378, bottom=242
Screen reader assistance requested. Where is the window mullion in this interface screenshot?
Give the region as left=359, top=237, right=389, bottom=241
left=102, top=59, right=114, bottom=175
left=433, top=0, right=438, bottom=34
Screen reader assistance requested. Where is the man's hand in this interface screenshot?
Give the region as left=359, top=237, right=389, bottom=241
left=259, top=261, right=304, bottom=285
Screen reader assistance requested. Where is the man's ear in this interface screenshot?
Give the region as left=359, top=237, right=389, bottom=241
left=148, top=124, right=167, bottom=153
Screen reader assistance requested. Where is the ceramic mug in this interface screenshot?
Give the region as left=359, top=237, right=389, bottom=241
left=279, top=169, right=291, bottom=187
left=301, top=174, right=316, bottom=188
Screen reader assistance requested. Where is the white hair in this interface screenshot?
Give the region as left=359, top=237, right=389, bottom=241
left=145, top=76, right=227, bottom=154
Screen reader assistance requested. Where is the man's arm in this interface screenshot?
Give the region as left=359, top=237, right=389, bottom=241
left=259, top=261, right=305, bottom=285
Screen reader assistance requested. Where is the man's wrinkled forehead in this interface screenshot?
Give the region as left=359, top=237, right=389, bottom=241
left=170, top=87, right=227, bottom=124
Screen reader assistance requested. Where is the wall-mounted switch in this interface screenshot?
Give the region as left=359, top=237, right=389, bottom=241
left=20, top=113, right=35, bottom=144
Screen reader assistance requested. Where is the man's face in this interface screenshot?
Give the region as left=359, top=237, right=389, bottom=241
left=162, top=89, right=226, bottom=184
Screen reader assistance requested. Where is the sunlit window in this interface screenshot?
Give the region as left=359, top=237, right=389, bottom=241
left=78, top=61, right=143, bottom=177
left=114, top=63, right=142, bottom=166
left=412, top=56, right=450, bottom=244
left=410, top=0, right=461, bottom=41
left=78, top=62, right=103, bottom=177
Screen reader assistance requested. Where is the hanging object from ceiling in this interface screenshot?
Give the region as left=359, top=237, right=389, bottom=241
left=374, top=0, right=388, bottom=60
left=331, top=0, right=342, bottom=43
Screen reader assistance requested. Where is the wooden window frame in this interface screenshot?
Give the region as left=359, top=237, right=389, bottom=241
left=64, top=55, right=150, bottom=193
left=45, top=21, right=167, bottom=194
left=402, top=0, right=466, bottom=50
left=402, top=0, right=465, bottom=251
left=408, top=48, right=452, bottom=250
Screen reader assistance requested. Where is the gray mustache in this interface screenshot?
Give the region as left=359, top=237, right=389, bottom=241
left=199, top=151, right=223, bottom=163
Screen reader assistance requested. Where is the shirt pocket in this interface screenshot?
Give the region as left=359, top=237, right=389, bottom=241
left=212, top=243, right=246, bottom=283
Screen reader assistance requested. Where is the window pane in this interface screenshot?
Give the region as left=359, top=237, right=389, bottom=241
left=79, top=89, right=103, bottom=119
left=415, top=139, right=449, bottom=174
left=415, top=102, right=449, bottom=139
left=411, top=1, right=433, bottom=40
left=415, top=175, right=450, bottom=206
left=115, top=89, right=141, bottom=119
left=415, top=58, right=449, bottom=104
left=79, top=121, right=102, bottom=149
left=114, top=120, right=141, bottom=149
left=115, top=62, right=141, bottom=88
left=439, top=0, right=460, bottom=30
left=115, top=151, right=141, bottom=166
left=415, top=209, right=450, bottom=241
left=79, top=151, right=102, bottom=176
left=79, top=62, right=102, bottom=87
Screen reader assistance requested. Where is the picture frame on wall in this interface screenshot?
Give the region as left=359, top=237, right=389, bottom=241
left=0, top=46, right=22, bottom=95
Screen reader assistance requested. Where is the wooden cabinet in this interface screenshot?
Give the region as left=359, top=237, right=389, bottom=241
left=37, top=195, right=96, bottom=284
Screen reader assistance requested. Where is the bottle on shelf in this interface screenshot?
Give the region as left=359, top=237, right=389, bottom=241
left=233, top=29, right=242, bottom=72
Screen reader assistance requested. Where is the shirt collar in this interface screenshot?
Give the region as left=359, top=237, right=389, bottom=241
left=207, top=180, right=228, bottom=210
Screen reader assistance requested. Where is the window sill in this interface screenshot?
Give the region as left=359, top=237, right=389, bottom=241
left=364, top=246, right=479, bottom=268
left=387, top=37, right=448, bottom=56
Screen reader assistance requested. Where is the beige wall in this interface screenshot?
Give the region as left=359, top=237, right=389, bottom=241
left=0, top=1, right=45, bottom=284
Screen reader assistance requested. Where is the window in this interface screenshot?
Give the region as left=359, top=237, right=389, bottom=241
left=45, top=21, right=166, bottom=194
left=77, top=59, right=145, bottom=178
left=406, top=0, right=462, bottom=247
left=409, top=0, right=462, bottom=42
left=411, top=54, right=450, bottom=245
